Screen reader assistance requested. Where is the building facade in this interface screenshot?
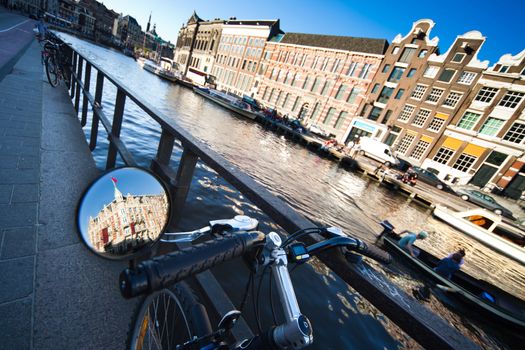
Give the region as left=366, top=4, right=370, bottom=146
left=389, top=30, right=488, bottom=166
left=212, top=19, right=281, bottom=97
left=87, top=183, right=168, bottom=255
left=79, top=0, right=118, bottom=43
left=118, top=14, right=141, bottom=49
left=256, top=32, right=388, bottom=141
left=347, top=19, right=440, bottom=145
left=424, top=50, right=525, bottom=196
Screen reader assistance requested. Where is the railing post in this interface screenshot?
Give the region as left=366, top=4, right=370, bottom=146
left=81, top=62, right=91, bottom=126
left=70, top=52, right=77, bottom=99
left=106, top=88, right=126, bottom=169
left=89, top=70, right=104, bottom=150
left=171, top=148, right=198, bottom=226
left=74, top=56, right=83, bottom=113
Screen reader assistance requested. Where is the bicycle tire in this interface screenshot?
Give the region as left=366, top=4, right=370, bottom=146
left=127, top=281, right=212, bottom=350
left=45, top=55, right=59, bottom=87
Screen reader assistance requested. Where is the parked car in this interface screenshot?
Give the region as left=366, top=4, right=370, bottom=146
left=455, top=188, right=515, bottom=219
left=412, top=166, right=453, bottom=192
left=308, top=124, right=330, bottom=138
left=358, top=137, right=400, bottom=167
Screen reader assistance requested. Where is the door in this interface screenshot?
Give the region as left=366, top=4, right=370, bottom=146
left=504, top=173, right=525, bottom=199
left=470, top=164, right=497, bottom=187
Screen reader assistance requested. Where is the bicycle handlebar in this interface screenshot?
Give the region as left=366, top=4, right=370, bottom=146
left=119, top=231, right=266, bottom=299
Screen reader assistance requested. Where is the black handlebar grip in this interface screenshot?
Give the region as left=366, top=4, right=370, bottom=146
left=357, top=242, right=392, bottom=264
left=120, top=232, right=266, bottom=299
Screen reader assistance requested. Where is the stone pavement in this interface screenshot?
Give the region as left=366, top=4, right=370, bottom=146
left=0, top=33, right=137, bottom=350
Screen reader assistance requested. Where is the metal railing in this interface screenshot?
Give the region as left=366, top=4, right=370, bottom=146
left=58, top=34, right=475, bottom=350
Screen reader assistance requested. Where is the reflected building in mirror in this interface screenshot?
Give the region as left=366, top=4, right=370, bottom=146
left=87, top=178, right=168, bottom=255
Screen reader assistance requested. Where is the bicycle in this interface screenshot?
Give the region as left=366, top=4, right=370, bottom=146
left=39, top=34, right=69, bottom=87
left=77, top=167, right=392, bottom=349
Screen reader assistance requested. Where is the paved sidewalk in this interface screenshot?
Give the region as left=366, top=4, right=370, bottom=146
left=0, top=38, right=136, bottom=349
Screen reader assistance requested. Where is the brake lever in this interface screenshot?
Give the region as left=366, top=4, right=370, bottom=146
left=161, top=226, right=211, bottom=243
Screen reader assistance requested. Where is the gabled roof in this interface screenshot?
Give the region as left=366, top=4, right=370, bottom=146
left=187, top=11, right=203, bottom=25
left=279, top=32, right=389, bottom=55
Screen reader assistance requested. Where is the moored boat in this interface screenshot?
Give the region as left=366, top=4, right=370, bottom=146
left=193, top=86, right=258, bottom=120
left=433, top=205, right=525, bottom=265
left=139, top=59, right=177, bottom=82
left=379, top=223, right=525, bottom=330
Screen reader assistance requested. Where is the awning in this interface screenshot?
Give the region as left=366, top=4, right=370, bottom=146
left=442, top=136, right=462, bottom=150
left=463, top=143, right=486, bottom=157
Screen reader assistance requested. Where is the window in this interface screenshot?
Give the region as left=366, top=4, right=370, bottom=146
left=397, top=134, right=416, bottom=154
left=302, top=76, right=311, bottom=89
left=418, top=49, right=428, bottom=58
left=382, top=64, right=391, bottom=73
left=433, top=147, right=455, bottom=164
left=411, top=85, right=427, bottom=100
left=499, top=65, right=509, bottom=73
left=382, top=110, right=392, bottom=124
left=399, top=47, right=416, bottom=63
left=498, top=91, right=525, bottom=108
left=347, top=62, right=358, bottom=76
left=292, top=96, right=300, bottom=111
left=323, top=107, right=336, bottom=125
left=392, top=47, right=400, bottom=54
left=479, top=117, right=504, bottom=136
left=334, top=112, right=348, bottom=129
left=282, top=93, right=290, bottom=108
left=452, top=53, right=465, bottom=63
left=424, top=66, right=439, bottom=78
left=428, top=116, right=446, bottom=132
left=457, top=111, right=481, bottom=130
left=311, top=103, right=321, bottom=120
left=438, top=69, right=456, bottom=82
left=321, top=81, right=332, bottom=96
left=398, top=105, right=416, bottom=122
left=407, top=68, right=417, bottom=78
left=311, top=77, right=321, bottom=92
left=452, top=154, right=477, bottom=172
left=503, top=122, right=525, bottom=144
left=443, top=92, right=463, bottom=108
left=388, top=67, right=406, bottom=83
left=486, top=151, right=507, bottom=166
left=475, top=87, right=498, bottom=103
left=457, top=71, right=477, bottom=85
left=347, top=88, right=360, bottom=104
left=335, top=85, right=346, bottom=100
left=371, top=83, right=380, bottom=94
left=410, top=140, right=430, bottom=160
left=395, top=89, right=405, bottom=99
left=377, top=87, right=394, bottom=104
left=368, top=107, right=383, bottom=121
left=358, top=64, right=372, bottom=79
left=261, top=87, right=268, bottom=101
left=412, top=109, right=431, bottom=126
left=426, top=88, right=445, bottom=103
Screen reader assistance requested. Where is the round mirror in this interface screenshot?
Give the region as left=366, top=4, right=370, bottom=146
left=77, top=167, right=170, bottom=259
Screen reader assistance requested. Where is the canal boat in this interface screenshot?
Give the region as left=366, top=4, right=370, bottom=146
left=433, top=205, right=525, bottom=265
left=381, top=232, right=525, bottom=330
left=193, top=86, right=258, bottom=120
left=141, top=60, right=178, bottom=82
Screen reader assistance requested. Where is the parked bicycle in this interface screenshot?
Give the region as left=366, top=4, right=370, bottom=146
left=39, top=33, right=69, bottom=87
left=76, top=167, right=392, bottom=349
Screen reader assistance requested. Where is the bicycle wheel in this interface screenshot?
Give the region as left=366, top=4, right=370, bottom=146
left=127, top=282, right=212, bottom=350
left=45, top=55, right=59, bottom=87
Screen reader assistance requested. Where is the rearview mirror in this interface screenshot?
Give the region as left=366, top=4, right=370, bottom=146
left=77, top=167, right=170, bottom=259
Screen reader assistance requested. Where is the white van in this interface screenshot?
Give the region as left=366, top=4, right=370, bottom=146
left=357, top=137, right=399, bottom=166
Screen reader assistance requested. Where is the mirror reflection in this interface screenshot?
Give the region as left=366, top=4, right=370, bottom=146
left=77, top=167, right=170, bottom=259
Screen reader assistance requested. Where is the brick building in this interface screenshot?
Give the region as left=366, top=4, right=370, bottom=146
left=87, top=182, right=168, bottom=255
left=347, top=19, right=440, bottom=144
left=256, top=32, right=388, bottom=141
left=424, top=50, right=525, bottom=196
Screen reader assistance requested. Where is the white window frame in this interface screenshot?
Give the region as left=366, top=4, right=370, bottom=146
left=412, top=109, right=431, bottom=127
left=438, top=68, right=457, bottom=83
left=443, top=91, right=463, bottom=108
left=433, top=147, right=455, bottom=165
left=411, top=84, right=427, bottom=100
left=427, top=116, right=446, bottom=132
left=425, top=88, right=445, bottom=104
left=410, top=140, right=430, bottom=160
left=498, top=91, right=525, bottom=109
left=398, top=104, right=416, bottom=122
left=457, top=71, right=477, bottom=85
left=457, top=111, right=481, bottom=130
left=397, top=134, right=416, bottom=154
left=503, top=122, right=525, bottom=144
left=423, top=66, right=439, bottom=78
left=452, top=154, right=477, bottom=172
left=475, top=87, right=498, bottom=103
left=451, top=53, right=466, bottom=63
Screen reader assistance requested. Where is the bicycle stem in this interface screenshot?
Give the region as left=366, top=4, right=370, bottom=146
left=266, top=233, right=313, bottom=349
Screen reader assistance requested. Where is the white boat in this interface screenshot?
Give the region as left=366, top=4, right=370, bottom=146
left=193, top=87, right=258, bottom=120
left=140, top=59, right=178, bottom=82
left=433, top=204, right=525, bottom=265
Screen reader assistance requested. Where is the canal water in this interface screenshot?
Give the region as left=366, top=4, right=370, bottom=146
left=59, top=33, right=524, bottom=349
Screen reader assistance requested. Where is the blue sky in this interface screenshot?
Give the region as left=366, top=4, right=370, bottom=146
left=102, top=0, right=524, bottom=64
left=78, top=167, right=166, bottom=238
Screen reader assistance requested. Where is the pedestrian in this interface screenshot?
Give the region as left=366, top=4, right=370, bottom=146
left=447, top=249, right=466, bottom=266
left=397, top=230, right=428, bottom=257
left=434, top=253, right=463, bottom=279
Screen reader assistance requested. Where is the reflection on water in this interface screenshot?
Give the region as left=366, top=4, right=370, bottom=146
left=60, top=33, right=524, bottom=349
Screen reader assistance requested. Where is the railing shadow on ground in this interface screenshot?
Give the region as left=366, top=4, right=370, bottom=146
left=53, top=32, right=479, bottom=350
